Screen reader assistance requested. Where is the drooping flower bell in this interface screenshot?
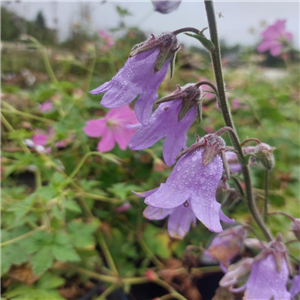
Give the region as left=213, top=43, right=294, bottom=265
left=90, top=32, right=180, bottom=125
left=205, top=225, right=247, bottom=269
left=84, top=106, right=138, bottom=152
left=142, top=198, right=196, bottom=239
left=257, top=19, right=293, bottom=56
left=230, top=234, right=291, bottom=299
left=151, top=0, right=182, bottom=14
left=134, top=132, right=234, bottom=232
left=129, top=83, right=201, bottom=166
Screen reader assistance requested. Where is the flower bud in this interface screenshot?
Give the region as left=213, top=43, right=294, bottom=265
left=291, top=218, right=300, bottom=241
left=254, top=143, right=275, bottom=170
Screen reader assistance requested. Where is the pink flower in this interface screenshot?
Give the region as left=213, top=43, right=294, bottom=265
left=98, top=30, right=114, bottom=51
left=257, top=20, right=293, bottom=56
left=84, top=106, right=138, bottom=152
left=39, top=101, right=53, bottom=113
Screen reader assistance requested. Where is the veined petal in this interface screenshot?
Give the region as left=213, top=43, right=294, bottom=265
left=143, top=206, right=172, bottom=220
left=113, top=125, right=135, bottom=150
left=163, top=133, right=187, bottom=167
left=84, top=119, right=107, bottom=137
left=145, top=183, right=188, bottom=208
left=191, top=197, right=223, bottom=232
left=168, top=203, right=196, bottom=239
left=89, top=81, right=112, bottom=95
left=97, top=130, right=115, bottom=152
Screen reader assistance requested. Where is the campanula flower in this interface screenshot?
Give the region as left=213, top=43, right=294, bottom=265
left=151, top=0, right=181, bottom=14
left=84, top=106, right=138, bottom=152
left=90, top=32, right=179, bottom=125
left=257, top=20, right=293, bottom=56
left=205, top=225, right=247, bottom=269
left=129, top=83, right=200, bottom=166
left=136, top=133, right=233, bottom=232
left=229, top=234, right=291, bottom=299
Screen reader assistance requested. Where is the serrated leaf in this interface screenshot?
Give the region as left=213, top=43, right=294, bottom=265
left=31, top=246, right=54, bottom=275
left=68, top=219, right=99, bottom=248
left=51, top=244, right=80, bottom=262
left=37, top=273, right=65, bottom=289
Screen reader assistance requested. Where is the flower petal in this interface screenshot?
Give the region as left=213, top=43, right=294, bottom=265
left=113, top=125, right=134, bottom=150
left=84, top=119, right=107, bottom=137
left=89, top=81, right=112, bottom=95
left=143, top=206, right=172, bottom=220
left=97, top=129, right=115, bottom=152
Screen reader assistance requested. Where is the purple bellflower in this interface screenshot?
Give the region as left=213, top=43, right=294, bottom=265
left=257, top=19, right=293, bottom=56
left=135, top=133, right=234, bottom=232
left=151, top=0, right=182, bottom=14
left=129, top=83, right=201, bottom=166
left=230, top=234, right=291, bottom=299
left=205, top=225, right=247, bottom=269
left=90, top=32, right=180, bottom=125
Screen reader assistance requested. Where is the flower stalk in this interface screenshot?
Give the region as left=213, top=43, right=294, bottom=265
left=204, top=0, right=272, bottom=241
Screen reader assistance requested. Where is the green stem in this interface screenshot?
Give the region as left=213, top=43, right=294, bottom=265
left=35, top=169, right=42, bottom=189
left=97, top=232, right=119, bottom=276
left=28, top=36, right=58, bottom=83
left=96, top=284, right=120, bottom=300
left=1, top=225, right=46, bottom=247
left=204, top=0, right=272, bottom=242
left=1, top=113, right=30, bottom=153
left=154, top=278, right=187, bottom=300
left=264, top=170, right=269, bottom=223
left=86, top=46, right=97, bottom=92
left=137, top=237, right=164, bottom=268
left=69, top=151, right=106, bottom=179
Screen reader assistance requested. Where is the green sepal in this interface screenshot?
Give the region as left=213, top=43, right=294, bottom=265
left=185, top=33, right=215, bottom=52
left=170, top=45, right=181, bottom=79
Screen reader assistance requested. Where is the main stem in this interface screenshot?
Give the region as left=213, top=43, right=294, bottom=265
left=204, top=0, right=272, bottom=241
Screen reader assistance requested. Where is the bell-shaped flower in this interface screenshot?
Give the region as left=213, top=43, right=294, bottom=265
left=135, top=133, right=234, bottom=232
left=230, top=234, right=291, bottom=299
left=257, top=19, right=293, bottom=56
left=90, top=32, right=180, bottom=125
left=205, top=225, right=247, bottom=269
left=129, top=83, right=200, bottom=166
left=84, top=106, right=138, bottom=152
left=151, top=0, right=182, bottom=14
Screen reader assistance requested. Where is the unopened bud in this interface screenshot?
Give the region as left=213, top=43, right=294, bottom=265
left=254, top=143, right=275, bottom=170
left=291, top=218, right=300, bottom=241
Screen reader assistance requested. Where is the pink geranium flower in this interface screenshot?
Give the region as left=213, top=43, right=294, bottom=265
left=39, top=101, right=53, bottom=113
left=84, top=106, right=138, bottom=152
left=257, top=20, right=293, bottom=56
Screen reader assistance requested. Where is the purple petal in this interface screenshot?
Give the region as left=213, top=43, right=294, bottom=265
left=143, top=205, right=172, bottom=220
left=152, top=0, right=181, bottom=14
left=32, top=133, right=48, bottom=146
left=97, top=48, right=169, bottom=125
left=130, top=100, right=197, bottom=166
left=132, top=188, right=159, bottom=198
left=245, top=254, right=290, bottom=300
left=219, top=209, right=234, bottom=223
left=89, top=81, right=112, bottom=95
left=168, top=203, right=196, bottom=238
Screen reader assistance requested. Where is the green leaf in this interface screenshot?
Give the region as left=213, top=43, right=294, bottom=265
left=51, top=244, right=80, bottom=262
left=31, top=246, right=54, bottom=275
left=185, top=33, right=215, bottom=52
left=64, top=199, right=82, bottom=213
left=37, top=273, right=65, bottom=289
left=68, top=219, right=99, bottom=248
